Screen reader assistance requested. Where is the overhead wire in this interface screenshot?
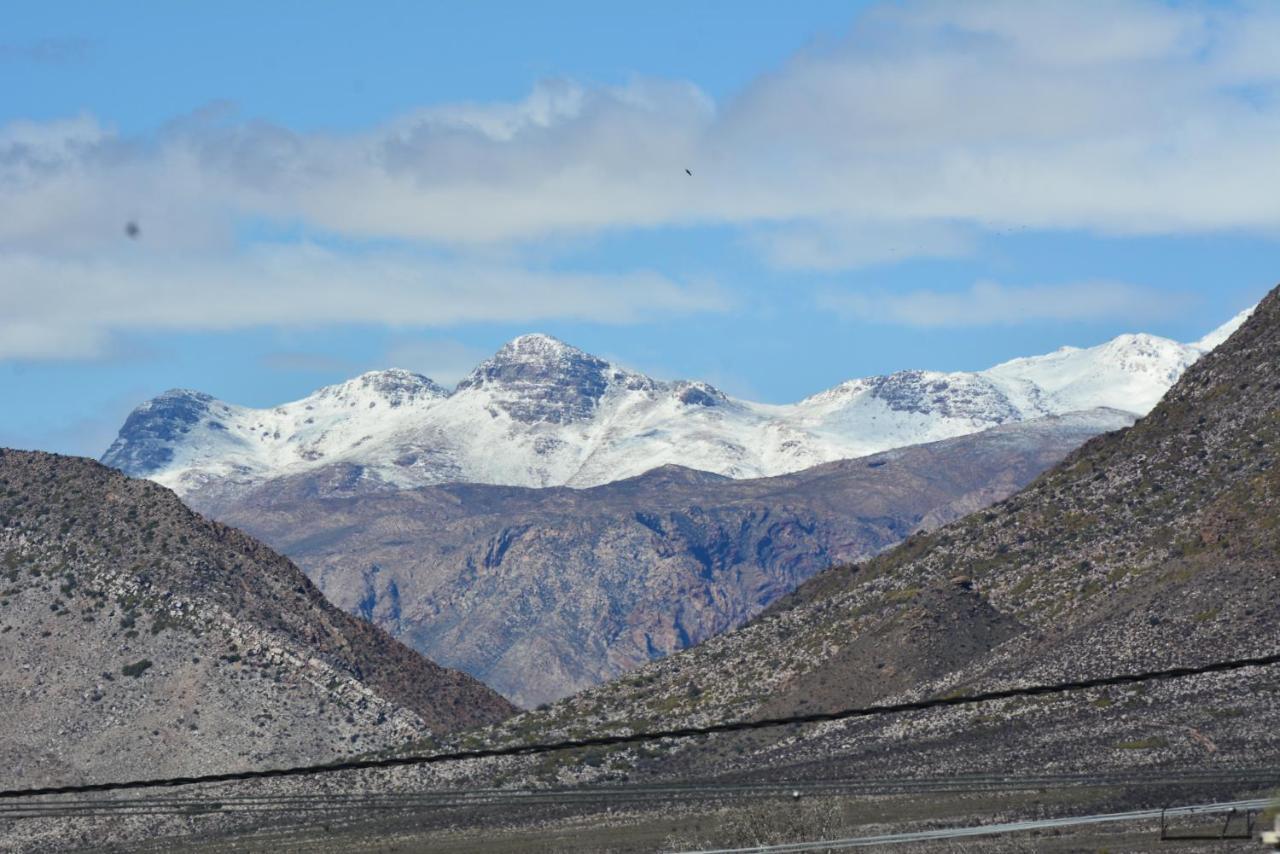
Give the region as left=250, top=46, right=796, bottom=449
left=2, top=650, right=1277, bottom=800
left=4, top=768, right=1280, bottom=821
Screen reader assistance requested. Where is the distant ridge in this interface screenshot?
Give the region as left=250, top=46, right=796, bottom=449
left=210, top=408, right=1133, bottom=706
left=100, top=307, right=1253, bottom=499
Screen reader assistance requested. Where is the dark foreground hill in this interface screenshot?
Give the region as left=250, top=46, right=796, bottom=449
left=0, top=451, right=515, bottom=790
left=197, top=409, right=1130, bottom=706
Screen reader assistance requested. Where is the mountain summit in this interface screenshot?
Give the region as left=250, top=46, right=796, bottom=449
left=475, top=332, right=594, bottom=368
left=318, top=369, right=449, bottom=407
left=101, top=310, right=1253, bottom=499
left=455, top=334, right=620, bottom=424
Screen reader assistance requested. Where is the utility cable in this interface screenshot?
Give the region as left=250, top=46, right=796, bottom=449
left=3, top=651, right=1277, bottom=800
left=4, top=768, right=1279, bottom=821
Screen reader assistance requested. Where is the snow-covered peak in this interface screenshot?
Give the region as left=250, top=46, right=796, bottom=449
left=1097, top=331, right=1185, bottom=360
left=493, top=332, right=583, bottom=362
left=102, top=302, right=1257, bottom=498
left=455, top=333, right=619, bottom=424
left=101, top=389, right=220, bottom=477
left=983, top=330, right=1198, bottom=415
left=152, top=388, right=216, bottom=405
left=309, top=369, right=447, bottom=408
left=460, top=333, right=606, bottom=382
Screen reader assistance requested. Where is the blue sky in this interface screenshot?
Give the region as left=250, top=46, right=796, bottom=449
left=1, top=0, right=1276, bottom=456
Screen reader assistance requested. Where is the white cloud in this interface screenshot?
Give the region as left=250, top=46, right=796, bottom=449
left=2, top=0, right=1279, bottom=358
left=821, top=280, right=1192, bottom=327
left=0, top=245, right=726, bottom=361
left=5, top=1, right=1280, bottom=256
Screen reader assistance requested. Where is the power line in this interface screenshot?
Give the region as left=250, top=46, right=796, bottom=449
left=3, top=651, right=1277, bottom=800
left=4, top=769, right=1278, bottom=821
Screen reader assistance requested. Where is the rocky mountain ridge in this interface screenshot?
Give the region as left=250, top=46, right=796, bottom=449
left=101, top=309, right=1252, bottom=498
left=201, top=408, right=1133, bottom=706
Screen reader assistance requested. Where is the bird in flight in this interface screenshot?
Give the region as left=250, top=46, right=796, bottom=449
left=685, top=168, right=692, bottom=176
left=124, top=221, right=140, bottom=239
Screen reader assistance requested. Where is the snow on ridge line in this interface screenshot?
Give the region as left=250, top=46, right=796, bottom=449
left=1193, top=305, right=1256, bottom=352
left=101, top=307, right=1254, bottom=496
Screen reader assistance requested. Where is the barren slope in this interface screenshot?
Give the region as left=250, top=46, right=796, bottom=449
left=0, top=451, right=515, bottom=789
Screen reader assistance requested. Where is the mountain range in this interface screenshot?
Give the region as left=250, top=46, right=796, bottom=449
left=101, top=309, right=1252, bottom=500
left=206, top=409, right=1132, bottom=706
left=94, top=306, right=1255, bottom=706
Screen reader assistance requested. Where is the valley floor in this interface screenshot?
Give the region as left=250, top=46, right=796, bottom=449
left=13, top=768, right=1276, bottom=853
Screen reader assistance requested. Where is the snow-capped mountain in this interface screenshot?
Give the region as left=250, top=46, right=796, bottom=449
left=101, top=306, right=1255, bottom=497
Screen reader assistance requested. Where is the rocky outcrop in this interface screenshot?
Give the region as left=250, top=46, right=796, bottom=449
left=100, top=389, right=217, bottom=474
left=453, top=333, right=620, bottom=424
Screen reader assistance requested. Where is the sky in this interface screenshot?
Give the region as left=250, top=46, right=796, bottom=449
left=2, top=0, right=1277, bottom=457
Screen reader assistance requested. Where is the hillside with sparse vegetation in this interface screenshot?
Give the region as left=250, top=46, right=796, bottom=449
left=0, top=451, right=515, bottom=791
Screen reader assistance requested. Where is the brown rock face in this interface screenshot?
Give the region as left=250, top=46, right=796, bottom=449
left=197, top=410, right=1127, bottom=706
left=0, top=451, right=515, bottom=789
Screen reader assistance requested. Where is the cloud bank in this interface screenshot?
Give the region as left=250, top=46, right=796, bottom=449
left=3, top=0, right=1278, bottom=357
left=0, top=246, right=724, bottom=360
left=8, top=1, right=1279, bottom=248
